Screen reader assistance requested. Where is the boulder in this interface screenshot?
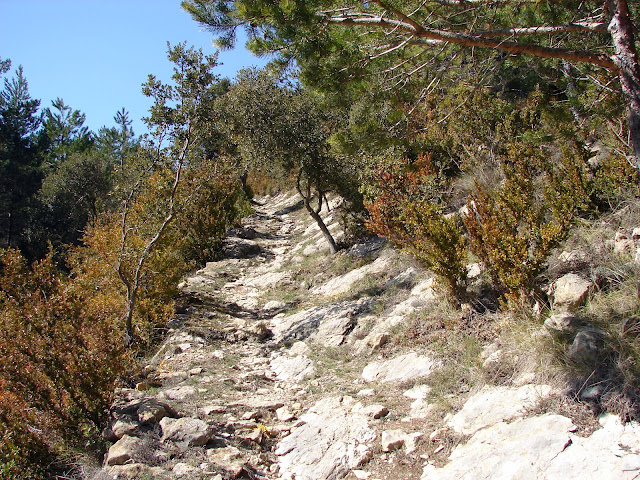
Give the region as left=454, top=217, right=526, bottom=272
left=551, top=273, right=592, bottom=311
left=447, top=384, right=552, bottom=435
left=567, top=328, right=607, bottom=364
left=111, top=418, right=140, bottom=439
left=362, top=352, right=437, bottom=383
left=160, top=417, right=214, bottom=447
left=422, top=414, right=575, bottom=480
left=136, top=399, right=176, bottom=424
left=382, top=429, right=406, bottom=452
left=207, top=446, right=247, bottom=479
left=544, top=312, right=582, bottom=337
left=270, top=353, right=315, bottom=382
left=275, top=396, right=376, bottom=480
left=105, top=435, right=144, bottom=466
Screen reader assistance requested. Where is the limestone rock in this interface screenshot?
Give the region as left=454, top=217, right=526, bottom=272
left=289, top=340, right=311, bottom=356
left=270, top=301, right=369, bottom=346
left=357, top=388, right=375, bottom=397
left=551, top=273, right=592, bottom=311
left=308, top=309, right=358, bottom=347
left=407, top=398, right=435, bottom=420
left=615, top=231, right=635, bottom=256
left=201, top=405, right=226, bottom=416
left=422, top=414, right=574, bottom=480
left=157, top=385, right=197, bottom=401
left=382, top=429, right=406, bottom=452
left=275, top=396, right=376, bottom=480
left=365, top=332, right=390, bottom=351
left=481, top=348, right=505, bottom=374
left=410, top=277, right=438, bottom=301
left=207, top=446, right=247, bottom=479
left=423, top=413, right=640, bottom=480
left=160, top=417, right=214, bottom=447
left=567, top=328, right=606, bottom=364
left=155, top=370, right=188, bottom=382
left=466, top=263, right=482, bottom=279
left=347, top=236, right=387, bottom=258
left=405, top=432, right=424, bottom=454
left=264, top=300, right=286, bottom=311
left=244, top=321, right=273, bottom=341
left=544, top=312, right=582, bottom=337
left=447, top=384, right=552, bottom=435
left=220, top=237, right=261, bottom=259
left=362, top=352, right=436, bottom=383
left=136, top=399, right=176, bottom=424
left=270, top=353, right=315, bottom=382
left=111, top=418, right=140, bottom=439
left=542, top=414, right=640, bottom=479
left=172, top=462, right=197, bottom=476
left=236, top=426, right=263, bottom=444
left=404, top=384, right=431, bottom=399
left=352, top=403, right=389, bottom=419
left=105, top=435, right=144, bottom=466
left=107, top=464, right=170, bottom=479
left=276, top=405, right=296, bottom=422
left=311, top=250, right=393, bottom=297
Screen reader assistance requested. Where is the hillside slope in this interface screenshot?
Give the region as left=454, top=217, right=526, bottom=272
left=96, top=192, right=640, bottom=480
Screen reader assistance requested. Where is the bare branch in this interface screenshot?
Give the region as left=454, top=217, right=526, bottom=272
left=474, top=22, right=608, bottom=37
left=324, top=14, right=617, bottom=70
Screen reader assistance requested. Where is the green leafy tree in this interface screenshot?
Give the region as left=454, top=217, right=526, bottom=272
left=71, top=43, right=242, bottom=347
left=216, top=69, right=361, bottom=253
left=37, top=150, right=112, bottom=252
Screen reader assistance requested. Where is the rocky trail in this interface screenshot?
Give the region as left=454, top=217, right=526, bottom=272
left=99, top=192, right=640, bottom=480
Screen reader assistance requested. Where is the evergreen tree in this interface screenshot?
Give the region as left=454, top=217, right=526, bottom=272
left=0, top=63, right=44, bottom=252
left=42, top=97, right=93, bottom=166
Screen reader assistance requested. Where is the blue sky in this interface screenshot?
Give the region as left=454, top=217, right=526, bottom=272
left=0, top=0, right=269, bottom=135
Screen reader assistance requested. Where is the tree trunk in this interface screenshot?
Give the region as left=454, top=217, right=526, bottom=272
left=303, top=198, right=338, bottom=254
left=608, top=0, right=640, bottom=175
left=296, top=175, right=338, bottom=254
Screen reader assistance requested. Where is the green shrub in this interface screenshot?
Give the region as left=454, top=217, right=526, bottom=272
left=365, top=154, right=468, bottom=301
left=463, top=155, right=575, bottom=304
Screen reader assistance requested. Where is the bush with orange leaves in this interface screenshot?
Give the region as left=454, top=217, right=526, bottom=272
left=0, top=248, right=128, bottom=479
left=365, top=154, right=468, bottom=302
